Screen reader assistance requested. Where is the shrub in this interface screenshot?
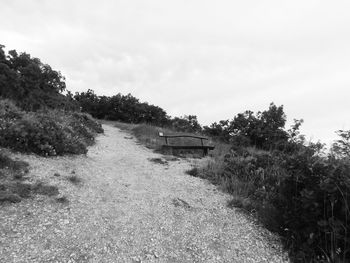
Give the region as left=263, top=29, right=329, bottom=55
left=0, top=99, right=103, bottom=156
left=0, top=45, right=79, bottom=111
left=193, top=143, right=350, bottom=262
left=74, top=90, right=169, bottom=126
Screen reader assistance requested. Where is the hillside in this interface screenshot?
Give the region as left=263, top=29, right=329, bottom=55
left=2, top=45, right=349, bottom=262
left=0, top=123, right=288, bottom=262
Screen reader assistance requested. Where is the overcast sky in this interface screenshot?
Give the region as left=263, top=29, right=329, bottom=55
left=1, top=0, right=350, bottom=145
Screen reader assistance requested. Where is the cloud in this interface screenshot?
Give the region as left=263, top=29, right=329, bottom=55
left=1, top=0, right=350, bottom=144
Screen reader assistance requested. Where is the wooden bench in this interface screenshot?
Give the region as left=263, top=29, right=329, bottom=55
left=158, top=132, right=215, bottom=156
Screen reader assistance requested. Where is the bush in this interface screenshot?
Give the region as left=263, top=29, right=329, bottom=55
left=0, top=45, right=79, bottom=111
left=0, top=99, right=103, bottom=156
left=74, top=90, right=169, bottom=126
left=194, top=143, right=350, bottom=262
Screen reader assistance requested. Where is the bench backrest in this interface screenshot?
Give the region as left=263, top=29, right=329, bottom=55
left=158, top=132, right=208, bottom=140
left=158, top=132, right=209, bottom=146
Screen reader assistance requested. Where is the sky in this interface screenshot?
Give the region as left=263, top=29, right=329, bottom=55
left=1, top=0, right=350, bottom=145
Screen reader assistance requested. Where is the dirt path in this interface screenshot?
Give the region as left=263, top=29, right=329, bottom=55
left=0, top=124, right=289, bottom=263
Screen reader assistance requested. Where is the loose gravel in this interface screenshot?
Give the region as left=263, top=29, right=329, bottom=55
left=0, top=124, right=289, bottom=262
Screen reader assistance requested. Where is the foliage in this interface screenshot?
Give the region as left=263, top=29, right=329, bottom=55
left=75, top=90, right=205, bottom=133
left=203, top=103, right=289, bottom=150
left=203, top=120, right=231, bottom=142
left=332, top=130, right=350, bottom=158
left=0, top=44, right=79, bottom=111
left=196, top=123, right=350, bottom=262
left=0, top=99, right=103, bottom=156
left=115, top=111, right=350, bottom=261
left=114, top=121, right=214, bottom=157
left=170, top=115, right=202, bottom=133
left=74, top=89, right=169, bottom=125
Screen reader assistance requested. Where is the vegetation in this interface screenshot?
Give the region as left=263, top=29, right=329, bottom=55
left=0, top=149, right=29, bottom=173
left=0, top=45, right=102, bottom=204
left=116, top=102, right=350, bottom=262
left=0, top=44, right=78, bottom=111
left=75, top=89, right=205, bottom=134
left=114, top=121, right=214, bottom=157
left=2, top=44, right=350, bottom=261
left=188, top=105, right=350, bottom=263
left=74, top=89, right=169, bottom=125
left=203, top=103, right=291, bottom=148
left=0, top=150, right=59, bottom=203
left=0, top=45, right=103, bottom=156
left=0, top=99, right=103, bottom=156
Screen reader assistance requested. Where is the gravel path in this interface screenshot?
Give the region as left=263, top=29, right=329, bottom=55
left=0, top=124, right=289, bottom=263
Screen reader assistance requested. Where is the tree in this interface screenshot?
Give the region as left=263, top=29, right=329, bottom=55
left=74, top=89, right=100, bottom=117
left=192, top=103, right=292, bottom=148
left=259, top=103, right=288, bottom=148
left=203, top=120, right=231, bottom=142
left=171, top=115, right=202, bottom=133
left=0, top=45, right=77, bottom=111
left=74, top=90, right=169, bottom=125
left=332, top=130, right=350, bottom=158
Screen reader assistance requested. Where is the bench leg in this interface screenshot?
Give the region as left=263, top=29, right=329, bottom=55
left=203, top=148, right=208, bottom=156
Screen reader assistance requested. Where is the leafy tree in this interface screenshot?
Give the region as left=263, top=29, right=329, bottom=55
left=0, top=44, right=78, bottom=111
left=74, top=90, right=169, bottom=126
left=74, top=89, right=100, bottom=116
left=203, top=120, right=231, bottom=142
left=332, top=130, right=350, bottom=158
left=171, top=115, right=202, bottom=133
left=259, top=103, right=288, bottom=148
left=227, top=103, right=288, bottom=149
left=203, top=103, right=291, bottom=149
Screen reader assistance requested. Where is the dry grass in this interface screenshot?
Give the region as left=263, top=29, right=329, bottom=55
left=32, top=182, right=59, bottom=196
left=0, top=150, right=29, bottom=172
left=0, top=150, right=60, bottom=204
left=114, top=121, right=215, bottom=157
left=114, top=121, right=256, bottom=210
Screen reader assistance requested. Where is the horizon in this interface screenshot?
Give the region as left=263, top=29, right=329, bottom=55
left=1, top=0, right=349, bottom=146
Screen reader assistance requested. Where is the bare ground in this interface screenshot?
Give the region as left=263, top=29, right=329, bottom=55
left=0, top=124, right=289, bottom=263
